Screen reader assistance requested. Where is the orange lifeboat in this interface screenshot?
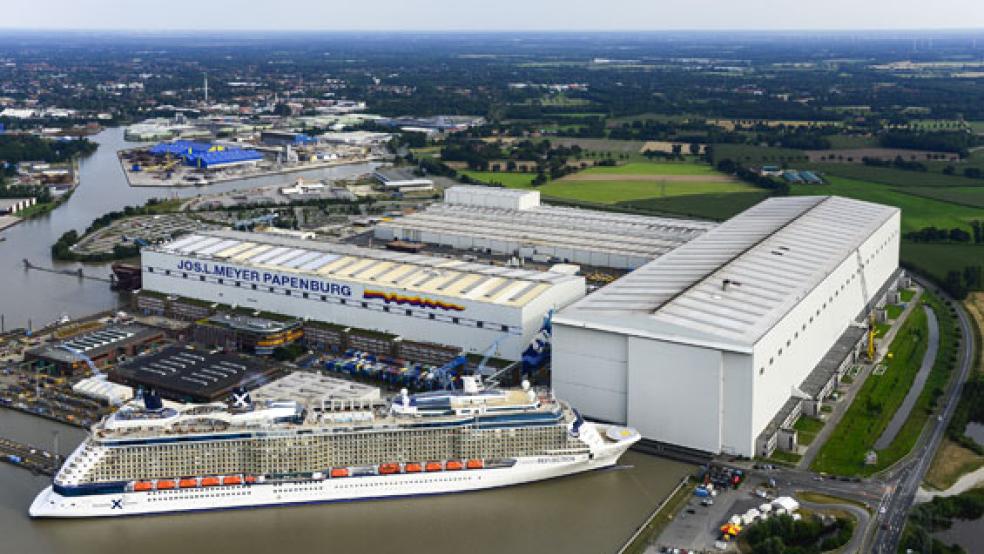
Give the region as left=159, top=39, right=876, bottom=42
left=445, top=460, right=463, bottom=471
left=425, top=462, right=443, bottom=472
left=330, top=468, right=349, bottom=478
left=405, top=462, right=423, bottom=473
left=133, top=481, right=153, bottom=492
left=466, top=459, right=484, bottom=470
left=156, top=479, right=176, bottom=490
left=244, top=475, right=257, bottom=484
left=379, top=463, right=400, bottom=475
left=179, top=478, right=198, bottom=488
left=201, top=476, right=220, bottom=487
left=223, top=475, right=243, bottom=486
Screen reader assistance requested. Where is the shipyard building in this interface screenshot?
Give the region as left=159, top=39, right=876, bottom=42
left=140, top=230, right=585, bottom=360
left=552, top=196, right=901, bottom=458
left=375, top=187, right=716, bottom=270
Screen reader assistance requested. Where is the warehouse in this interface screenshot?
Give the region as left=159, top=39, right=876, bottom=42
left=551, top=196, right=901, bottom=457
left=375, top=187, right=716, bottom=270
left=147, top=141, right=263, bottom=169
left=140, top=229, right=585, bottom=360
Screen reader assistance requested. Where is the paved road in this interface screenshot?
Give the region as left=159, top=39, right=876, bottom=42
left=874, top=305, right=939, bottom=449
left=870, top=279, right=976, bottom=554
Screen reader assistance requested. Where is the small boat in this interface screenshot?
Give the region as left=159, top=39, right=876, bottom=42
left=156, top=480, right=176, bottom=490
left=330, top=468, right=349, bottom=478
left=466, top=459, right=484, bottom=470
left=179, top=478, right=198, bottom=488
left=244, top=475, right=257, bottom=484
left=404, top=462, right=423, bottom=473
left=445, top=460, right=463, bottom=471
left=378, top=463, right=400, bottom=475
left=201, top=477, right=220, bottom=487
left=222, top=475, right=243, bottom=486
left=425, top=462, right=443, bottom=472
left=133, top=481, right=153, bottom=492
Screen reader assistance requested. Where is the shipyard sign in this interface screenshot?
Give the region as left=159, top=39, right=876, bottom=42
left=176, top=259, right=353, bottom=297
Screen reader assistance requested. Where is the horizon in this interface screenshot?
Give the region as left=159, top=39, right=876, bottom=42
left=2, top=0, right=983, bottom=33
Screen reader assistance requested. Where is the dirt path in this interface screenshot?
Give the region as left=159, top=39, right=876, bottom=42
left=559, top=174, right=738, bottom=182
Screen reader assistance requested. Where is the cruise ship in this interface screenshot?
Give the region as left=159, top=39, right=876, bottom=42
left=30, top=377, right=639, bottom=518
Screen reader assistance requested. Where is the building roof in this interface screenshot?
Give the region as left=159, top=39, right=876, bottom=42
left=149, top=229, right=581, bottom=308
left=251, top=371, right=380, bottom=405
left=111, top=346, right=275, bottom=401
left=554, top=196, right=899, bottom=350
left=28, top=324, right=160, bottom=364
left=379, top=203, right=716, bottom=261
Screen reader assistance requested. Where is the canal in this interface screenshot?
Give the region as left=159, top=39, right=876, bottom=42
left=0, top=127, right=378, bottom=331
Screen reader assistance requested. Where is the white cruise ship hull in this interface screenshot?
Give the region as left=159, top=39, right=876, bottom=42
left=30, top=428, right=633, bottom=518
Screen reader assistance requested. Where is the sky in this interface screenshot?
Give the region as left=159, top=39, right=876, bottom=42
left=2, top=0, right=983, bottom=31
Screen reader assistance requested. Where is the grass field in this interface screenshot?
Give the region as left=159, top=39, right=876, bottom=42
left=873, top=292, right=958, bottom=475
left=618, top=191, right=771, bottom=220
left=902, top=186, right=984, bottom=209
left=811, top=305, right=930, bottom=476
left=810, top=163, right=984, bottom=188
left=901, top=243, right=984, bottom=284
left=794, top=416, right=825, bottom=446
left=789, top=177, right=984, bottom=233
left=577, top=162, right=719, bottom=176
left=535, top=180, right=757, bottom=204
left=458, top=171, right=537, bottom=188
left=925, top=439, right=984, bottom=490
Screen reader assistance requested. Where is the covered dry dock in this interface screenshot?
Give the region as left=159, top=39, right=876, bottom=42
left=141, top=230, right=585, bottom=360
left=375, top=186, right=715, bottom=270
left=552, top=196, right=901, bottom=457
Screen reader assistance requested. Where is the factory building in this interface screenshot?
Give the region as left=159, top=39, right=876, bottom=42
left=140, top=230, right=585, bottom=360
left=148, top=141, right=263, bottom=169
left=25, top=324, right=166, bottom=375
left=552, top=196, right=901, bottom=457
left=375, top=186, right=716, bottom=270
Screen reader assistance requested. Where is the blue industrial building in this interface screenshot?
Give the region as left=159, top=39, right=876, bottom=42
left=148, top=141, right=263, bottom=169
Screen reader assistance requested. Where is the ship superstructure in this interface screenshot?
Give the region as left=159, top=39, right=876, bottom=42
left=30, top=377, right=638, bottom=517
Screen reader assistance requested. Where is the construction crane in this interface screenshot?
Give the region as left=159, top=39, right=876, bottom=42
left=521, top=309, right=553, bottom=374
left=854, top=250, right=879, bottom=362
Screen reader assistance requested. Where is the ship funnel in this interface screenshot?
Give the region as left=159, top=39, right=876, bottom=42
left=142, top=388, right=163, bottom=411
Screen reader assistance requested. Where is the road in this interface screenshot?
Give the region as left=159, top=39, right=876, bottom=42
left=870, top=279, right=976, bottom=553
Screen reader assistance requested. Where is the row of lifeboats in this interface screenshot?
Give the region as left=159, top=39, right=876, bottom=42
left=129, top=460, right=487, bottom=492
left=131, top=474, right=256, bottom=492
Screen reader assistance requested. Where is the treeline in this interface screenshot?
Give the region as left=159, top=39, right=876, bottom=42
left=900, top=488, right=984, bottom=554
left=0, top=135, right=96, bottom=164
left=742, top=513, right=854, bottom=554
left=51, top=229, right=140, bottom=262
left=904, top=223, right=984, bottom=244
left=715, top=158, right=790, bottom=196
left=880, top=130, right=979, bottom=156
left=942, top=266, right=983, bottom=300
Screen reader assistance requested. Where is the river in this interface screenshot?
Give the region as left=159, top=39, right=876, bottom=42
left=0, top=128, right=692, bottom=553
left=0, top=408, right=690, bottom=554
left=0, top=127, right=379, bottom=331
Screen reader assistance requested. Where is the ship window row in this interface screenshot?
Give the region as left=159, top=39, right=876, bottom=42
left=150, top=266, right=518, bottom=334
